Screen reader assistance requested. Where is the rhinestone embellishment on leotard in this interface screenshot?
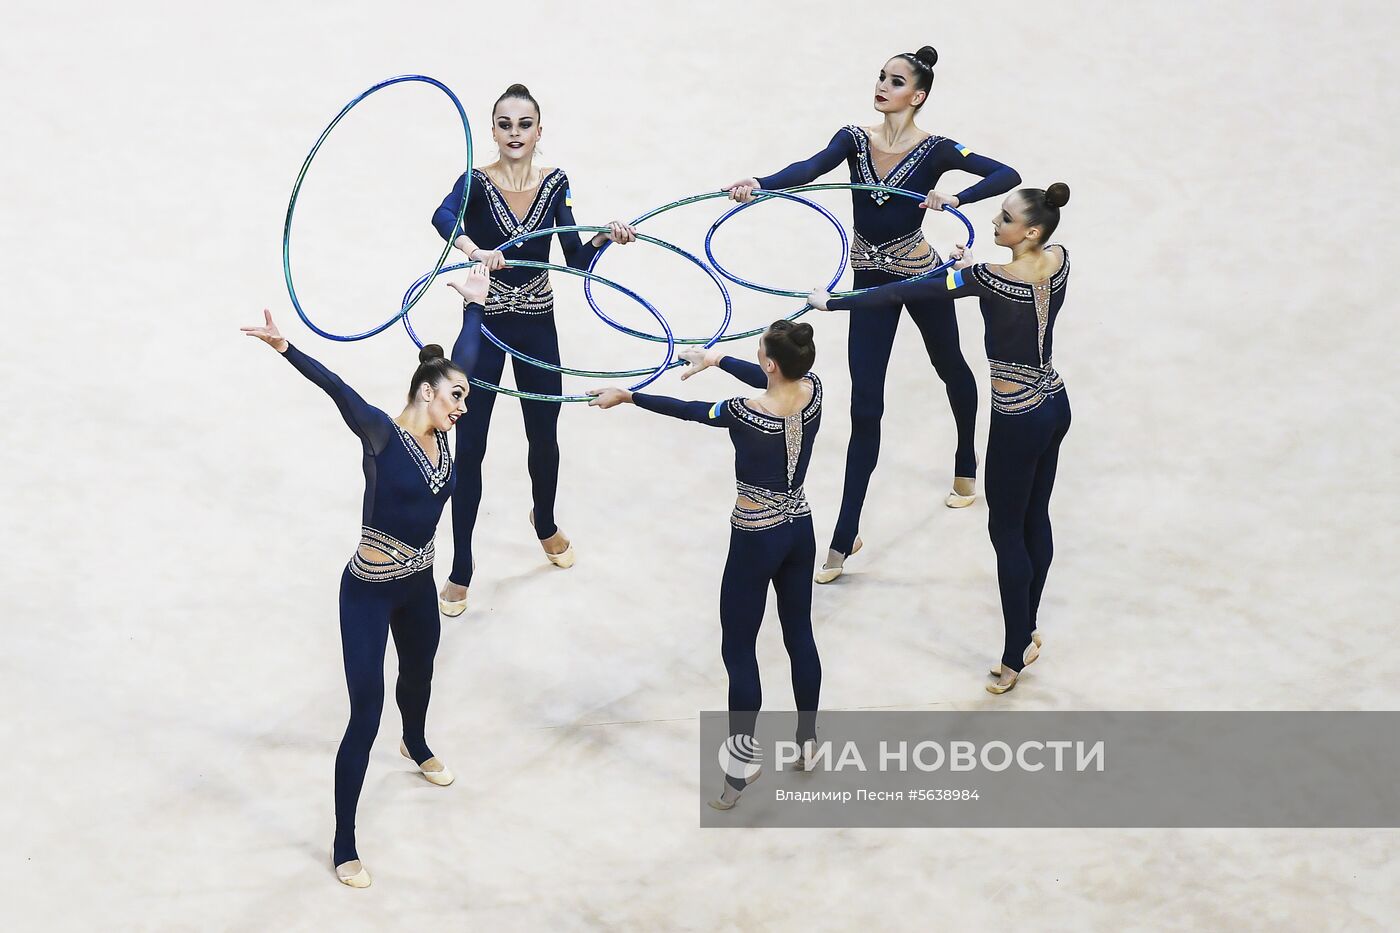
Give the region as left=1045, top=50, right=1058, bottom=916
left=484, top=270, right=554, bottom=315
left=476, top=168, right=567, bottom=242
left=845, top=126, right=943, bottom=204
left=968, top=248, right=1070, bottom=368
left=851, top=230, right=941, bottom=277
left=722, top=374, right=822, bottom=532
left=783, top=412, right=801, bottom=488
left=396, top=426, right=451, bottom=493
left=1031, top=281, right=1051, bottom=363
left=988, top=359, right=1064, bottom=415
left=349, top=526, right=435, bottom=582
left=731, top=482, right=811, bottom=531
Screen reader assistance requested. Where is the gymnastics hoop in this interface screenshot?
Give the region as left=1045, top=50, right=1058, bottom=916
left=405, top=224, right=731, bottom=376
left=582, top=189, right=848, bottom=345
left=398, top=257, right=675, bottom=403
left=283, top=74, right=472, bottom=342
left=704, top=183, right=976, bottom=299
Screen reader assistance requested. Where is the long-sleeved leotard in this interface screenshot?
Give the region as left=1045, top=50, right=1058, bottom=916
left=432, top=167, right=601, bottom=311
left=753, top=126, right=1021, bottom=554
left=830, top=246, right=1070, bottom=408
left=633, top=357, right=822, bottom=504
left=431, top=168, right=599, bottom=584
left=282, top=301, right=483, bottom=867
left=832, top=247, right=1072, bottom=672
left=758, top=126, right=1019, bottom=264
left=632, top=358, right=823, bottom=776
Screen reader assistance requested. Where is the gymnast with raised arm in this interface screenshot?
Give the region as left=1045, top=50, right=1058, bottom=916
left=242, top=266, right=490, bottom=887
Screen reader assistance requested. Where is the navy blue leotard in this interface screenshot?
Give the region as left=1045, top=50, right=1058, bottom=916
left=832, top=247, right=1071, bottom=671
left=280, top=301, right=483, bottom=866
left=755, top=127, right=1020, bottom=553
left=633, top=357, right=823, bottom=774
left=431, top=168, right=601, bottom=584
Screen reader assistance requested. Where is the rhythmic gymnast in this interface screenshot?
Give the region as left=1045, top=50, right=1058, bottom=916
left=241, top=266, right=490, bottom=887
left=812, top=184, right=1073, bottom=695
left=430, top=83, right=638, bottom=616
left=587, top=323, right=824, bottom=810
left=724, top=46, right=1021, bottom=583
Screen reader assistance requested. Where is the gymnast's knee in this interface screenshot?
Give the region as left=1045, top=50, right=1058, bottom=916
left=340, top=706, right=382, bottom=757
left=526, top=439, right=561, bottom=464
left=928, top=345, right=975, bottom=384
left=721, top=642, right=760, bottom=679
left=849, top=396, right=885, bottom=434
left=345, top=678, right=385, bottom=721
left=987, top=515, right=1027, bottom=553
left=781, top=628, right=818, bottom=659
left=395, top=660, right=434, bottom=688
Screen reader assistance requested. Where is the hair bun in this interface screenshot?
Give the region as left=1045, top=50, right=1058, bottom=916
left=915, top=46, right=938, bottom=68
left=1045, top=182, right=1071, bottom=208
left=505, top=82, right=531, bottom=97
left=791, top=323, right=815, bottom=346
left=419, top=343, right=447, bottom=364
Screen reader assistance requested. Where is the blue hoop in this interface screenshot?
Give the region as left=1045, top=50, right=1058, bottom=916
left=407, top=224, right=730, bottom=371
left=583, top=189, right=847, bottom=345
left=283, top=75, right=472, bottom=342
left=579, top=225, right=734, bottom=350
left=704, top=183, right=976, bottom=298
left=398, top=255, right=675, bottom=403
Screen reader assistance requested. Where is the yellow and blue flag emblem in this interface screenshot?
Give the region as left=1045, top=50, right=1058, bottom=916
left=955, top=144, right=972, bottom=158
left=565, top=188, right=574, bottom=208
left=946, top=268, right=965, bottom=289
left=708, top=401, right=724, bottom=419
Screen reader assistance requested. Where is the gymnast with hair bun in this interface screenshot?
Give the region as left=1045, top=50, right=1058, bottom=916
left=588, top=322, right=824, bottom=811
left=812, top=184, right=1073, bottom=696
left=430, top=83, right=639, bottom=617
left=241, top=266, right=491, bottom=888
left=724, top=47, right=1022, bottom=583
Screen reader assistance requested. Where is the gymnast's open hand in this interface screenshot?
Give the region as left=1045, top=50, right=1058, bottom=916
left=586, top=387, right=633, bottom=409
left=724, top=178, right=760, bottom=203
left=806, top=289, right=832, bottom=312
left=678, top=347, right=723, bottom=380
left=445, top=264, right=491, bottom=304
left=949, top=245, right=975, bottom=269
left=920, top=190, right=959, bottom=211
left=241, top=309, right=289, bottom=353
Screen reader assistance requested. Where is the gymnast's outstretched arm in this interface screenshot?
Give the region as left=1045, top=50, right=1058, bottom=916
left=673, top=346, right=769, bottom=389
left=586, top=386, right=734, bottom=428
left=240, top=309, right=392, bottom=453
left=814, top=249, right=983, bottom=313
left=716, top=357, right=768, bottom=389
left=450, top=301, right=485, bottom=377
left=724, top=128, right=856, bottom=202
left=444, top=268, right=491, bottom=378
